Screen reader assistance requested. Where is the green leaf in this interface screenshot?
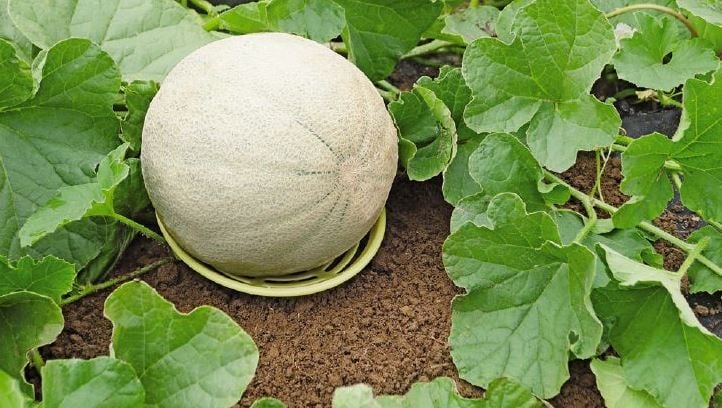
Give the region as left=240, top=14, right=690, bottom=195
left=42, top=357, right=145, bottom=408
left=467, top=133, right=548, bottom=212
left=332, top=384, right=380, bottom=408
left=333, top=377, right=542, bottom=408
left=251, top=398, right=288, bottom=408
left=553, top=210, right=661, bottom=288
left=114, top=158, right=151, bottom=218
left=334, top=0, right=443, bottom=81
left=105, top=281, right=259, bottom=408
left=19, top=145, right=130, bottom=248
left=389, top=86, right=457, bottom=181
left=494, top=0, right=534, bottom=44
left=8, top=0, right=216, bottom=82
left=592, top=0, right=678, bottom=29
left=449, top=193, right=492, bottom=234
left=442, top=6, right=499, bottom=45
left=617, top=70, right=722, bottom=225
left=221, top=0, right=345, bottom=43
left=590, top=358, right=662, bottom=408
left=417, top=67, right=475, bottom=142
left=674, top=70, right=722, bottom=222
left=121, top=80, right=159, bottom=154
left=443, top=193, right=602, bottom=397
left=0, top=369, right=33, bottom=408
left=0, top=256, right=74, bottom=303
left=219, top=2, right=272, bottom=33
left=613, top=15, right=719, bottom=91
left=687, top=226, right=722, bottom=293
left=0, top=291, right=63, bottom=384
left=442, top=135, right=484, bottom=206
left=690, top=14, right=722, bottom=52
left=593, top=246, right=722, bottom=408
left=614, top=133, right=675, bottom=228
left=462, top=0, right=618, bottom=171
left=0, top=38, right=124, bottom=273
left=0, top=39, right=32, bottom=110
left=0, top=0, right=32, bottom=62
left=678, top=0, right=722, bottom=25
left=266, top=0, right=345, bottom=43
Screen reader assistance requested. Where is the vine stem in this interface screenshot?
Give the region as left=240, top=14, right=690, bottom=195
left=543, top=171, right=722, bottom=277
left=110, top=213, right=166, bottom=245
left=605, top=4, right=699, bottom=38
left=377, top=80, right=401, bottom=95
left=188, top=0, right=218, bottom=16
left=60, top=258, right=174, bottom=305
left=377, top=88, right=396, bottom=103
left=29, top=349, right=44, bottom=373
left=403, top=40, right=458, bottom=59
left=203, top=16, right=221, bottom=31
left=678, top=237, right=710, bottom=275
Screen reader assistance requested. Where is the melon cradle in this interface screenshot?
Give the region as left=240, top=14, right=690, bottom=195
left=141, top=33, right=398, bottom=277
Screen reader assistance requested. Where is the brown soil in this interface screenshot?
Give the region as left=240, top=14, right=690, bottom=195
left=42, top=175, right=607, bottom=408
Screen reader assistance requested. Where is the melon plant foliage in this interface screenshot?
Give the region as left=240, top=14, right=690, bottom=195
left=1, top=0, right=722, bottom=406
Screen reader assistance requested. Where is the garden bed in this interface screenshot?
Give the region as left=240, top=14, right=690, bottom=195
left=38, top=62, right=721, bottom=408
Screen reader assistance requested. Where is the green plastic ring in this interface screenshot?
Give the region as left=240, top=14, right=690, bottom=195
left=157, top=210, right=387, bottom=297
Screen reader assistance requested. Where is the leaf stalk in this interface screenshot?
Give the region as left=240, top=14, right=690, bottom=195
left=605, top=4, right=699, bottom=38
left=60, top=258, right=174, bottom=305
left=110, top=213, right=167, bottom=245
left=678, top=237, right=710, bottom=276
left=543, top=170, right=722, bottom=277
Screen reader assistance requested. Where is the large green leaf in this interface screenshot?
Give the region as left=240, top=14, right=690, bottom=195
left=0, top=256, right=74, bottom=304
left=251, top=398, right=288, bottom=408
left=551, top=210, right=661, bottom=288
left=687, top=226, right=722, bottom=294
left=592, top=0, right=679, bottom=30
left=593, top=246, right=722, bottom=408
left=441, top=6, right=499, bottom=45
left=0, top=39, right=32, bottom=110
left=0, top=38, right=126, bottom=275
left=0, top=369, right=33, bottom=408
left=613, top=14, right=719, bottom=91
left=678, top=0, right=722, bottom=25
left=389, top=86, right=457, bottom=181
left=590, top=358, right=662, bottom=408
left=105, top=281, right=259, bottom=408
left=19, top=145, right=130, bottom=248
left=616, top=69, right=722, bottom=225
left=466, top=134, right=548, bottom=212
left=266, top=0, right=345, bottom=42
left=219, top=0, right=345, bottom=43
left=332, top=377, right=542, bottom=408
left=218, top=2, right=272, bottom=33
left=443, top=193, right=601, bottom=398
left=42, top=357, right=145, bottom=408
left=0, top=0, right=31, bottom=62
left=334, top=0, right=443, bottom=81
left=442, top=135, right=483, bottom=206
left=462, top=0, right=618, bottom=171
left=121, top=80, right=159, bottom=154
left=417, top=66, right=475, bottom=142
left=690, top=14, right=722, bottom=52
left=613, top=133, right=675, bottom=228
left=8, top=0, right=216, bottom=82
left=0, top=291, right=63, bottom=385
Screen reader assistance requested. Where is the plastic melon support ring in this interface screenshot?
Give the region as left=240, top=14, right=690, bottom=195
left=156, top=210, right=386, bottom=297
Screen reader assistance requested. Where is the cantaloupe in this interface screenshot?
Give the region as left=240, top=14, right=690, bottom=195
left=141, top=33, right=398, bottom=277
